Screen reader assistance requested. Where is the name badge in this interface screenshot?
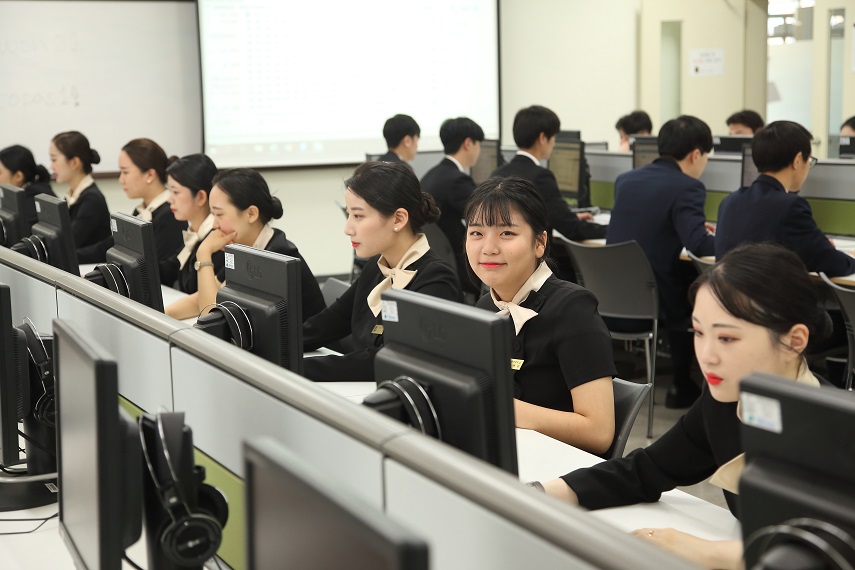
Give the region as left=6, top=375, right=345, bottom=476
left=372, top=325, right=384, bottom=335
left=510, top=359, right=524, bottom=371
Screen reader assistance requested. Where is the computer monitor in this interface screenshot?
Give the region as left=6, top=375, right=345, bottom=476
left=245, top=437, right=429, bottom=570
left=54, top=319, right=142, bottom=570
left=741, top=144, right=760, bottom=188
left=10, top=194, right=79, bottom=275
left=740, top=373, right=855, bottom=569
left=194, top=244, right=303, bottom=374
left=548, top=133, right=585, bottom=204
left=0, top=184, right=34, bottom=247
left=0, top=283, right=58, bottom=511
left=87, top=213, right=164, bottom=312
left=840, top=136, right=855, bottom=160
left=631, top=136, right=659, bottom=169
left=713, top=134, right=753, bottom=156
left=470, top=139, right=503, bottom=185
left=363, top=289, right=518, bottom=475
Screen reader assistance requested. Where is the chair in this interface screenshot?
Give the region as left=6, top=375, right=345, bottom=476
left=819, top=273, right=855, bottom=390
left=560, top=238, right=659, bottom=437
left=321, top=277, right=350, bottom=308
left=603, top=378, right=653, bottom=459
left=686, top=250, right=715, bottom=274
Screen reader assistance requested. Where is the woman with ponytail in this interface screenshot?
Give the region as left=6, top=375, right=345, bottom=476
left=302, top=160, right=461, bottom=381
left=0, top=145, right=56, bottom=226
left=165, top=168, right=325, bottom=322
left=533, top=242, right=832, bottom=569
left=49, top=131, right=111, bottom=262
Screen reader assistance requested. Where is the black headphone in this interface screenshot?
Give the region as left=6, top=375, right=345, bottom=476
left=0, top=218, right=8, bottom=247
left=83, top=263, right=131, bottom=298
left=375, top=375, right=441, bottom=440
left=195, top=302, right=253, bottom=350
left=11, top=235, right=49, bottom=263
left=19, top=319, right=55, bottom=427
left=139, top=412, right=227, bottom=567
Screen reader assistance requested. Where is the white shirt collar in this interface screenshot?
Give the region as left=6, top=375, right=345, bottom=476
left=515, top=150, right=541, bottom=167
left=445, top=155, right=465, bottom=173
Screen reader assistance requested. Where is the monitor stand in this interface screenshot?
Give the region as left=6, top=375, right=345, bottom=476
left=0, top=414, right=58, bottom=511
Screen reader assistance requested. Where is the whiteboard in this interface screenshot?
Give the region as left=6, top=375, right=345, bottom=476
left=0, top=1, right=202, bottom=174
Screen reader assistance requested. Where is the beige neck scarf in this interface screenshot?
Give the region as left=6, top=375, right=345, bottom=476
left=709, top=361, right=819, bottom=494
left=134, top=190, right=171, bottom=222
left=490, top=262, right=552, bottom=335
left=177, top=213, right=215, bottom=269
left=366, top=234, right=429, bottom=317
left=65, top=175, right=95, bottom=207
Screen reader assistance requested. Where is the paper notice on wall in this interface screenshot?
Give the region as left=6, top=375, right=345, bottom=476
left=689, top=49, right=725, bottom=77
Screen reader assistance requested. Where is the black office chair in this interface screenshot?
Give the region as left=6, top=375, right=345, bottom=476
left=602, top=378, right=653, bottom=460
left=819, top=273, right=855, bottom=390
left=560, top=239, right=658, bottom=438
left=321, top=277, right=350, bottom=308
left=686, top=250, right=715, bottom=274
left=422, top=223, right=459, bottom=280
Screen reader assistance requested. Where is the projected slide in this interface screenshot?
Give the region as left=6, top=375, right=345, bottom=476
left=198, top=0, right=500, bottom=168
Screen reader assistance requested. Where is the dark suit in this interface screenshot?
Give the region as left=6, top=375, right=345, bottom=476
left=24, top=181, right=56, bottom=226
left=377, top=151, right=402, bottom=163
left=716, top=175, right=855, bottom=277
left=70, top=183, right=112, bottom=264
left=420, top=158, right=477, bottom=292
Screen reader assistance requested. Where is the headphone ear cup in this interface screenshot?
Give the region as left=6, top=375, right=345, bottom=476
left=160, top=511, right=222, bottom=567
left=197, top=483, right=229, bottom=528
left=34, top=392, right=56, bottom=427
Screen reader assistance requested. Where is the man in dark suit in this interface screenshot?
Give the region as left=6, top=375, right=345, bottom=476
left=608, top=115, right=716, bottom=408
left=716, top=120, right=855, bottom=276
left=421, top=117, right=484, bottom=295
left=378, top=114, right=420, bottom=165
left=491, top=105, right=606, bottom=280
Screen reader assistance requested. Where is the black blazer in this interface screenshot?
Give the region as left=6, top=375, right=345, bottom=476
left=302, top=251, right=461, bottom=382
left=420, top=158, right=475, bottom=279
left=70, top=183, right=112, bottom=264
left=377, top=151, right=402, bottom=163
left=476, top=276, right=616, bottom=412
left=147, top=202, right=187, bottom=286
left=492, top=155, right=606, bottom=241
left=166, top=231, right=226, bottom=294
left=607, top=158, right=715, bottom=321
left=23, top=181, right=56, bottom=226
left=215, top=228, right=326, bottom=322
left=716, top=175, right=855, bottom=277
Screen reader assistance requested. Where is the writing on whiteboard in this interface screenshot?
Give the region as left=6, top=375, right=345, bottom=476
left=0, top=86, right=80, bottom=109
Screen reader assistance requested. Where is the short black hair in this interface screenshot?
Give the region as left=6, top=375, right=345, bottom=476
left=0, top=145, right=50, bottom=186
left=166, top=153, right=218, bottom=197
left=512, top=105, right=560, bottom=149
left=751, top=120, right=812, bottom=173
left=383, top=114, right=421, bottom=149
left=657, top=115, right=713, bottom=160
left=726, top=110, right=765, bottom=133
left=841, top=115, right=855, bottom=133
left=439, top=117, right=485, bottom=154
left=212, top=168, right=283, bottom=224
left=615, top=110, right=652, bottom=135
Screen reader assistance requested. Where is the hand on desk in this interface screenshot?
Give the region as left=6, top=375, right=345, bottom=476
left=632, top=527, right=741, bottom=569
left=704, top=222, right=716, bottom=236
left=576, top=212, right=594, bottom=221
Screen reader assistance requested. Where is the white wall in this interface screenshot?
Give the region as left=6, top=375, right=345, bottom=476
left=767, top=41, right=814, bottom=129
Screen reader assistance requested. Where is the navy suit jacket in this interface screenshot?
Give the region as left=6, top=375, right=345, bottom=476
left=377, top=151, right=402, bottom=163
left=607, top=158, right=714, bottom=321
left=716, top=175, right=855, bottom=277
left=420, top=158, right=474, bottom=269
left=491, top=155, right=606, bottom=241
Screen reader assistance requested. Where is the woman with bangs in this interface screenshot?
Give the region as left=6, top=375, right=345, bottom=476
left=465, top=176, right=616, bottom=455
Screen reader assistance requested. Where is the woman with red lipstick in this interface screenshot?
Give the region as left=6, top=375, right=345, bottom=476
left=160, top=153, right=224, bottom=293
left=535, top=243, right=830, bottom=569
left=302, top=161, right=461, bottom=381
left=465, top=177, right=616, bottom=455
left=164, top=168, right=325, bottom=321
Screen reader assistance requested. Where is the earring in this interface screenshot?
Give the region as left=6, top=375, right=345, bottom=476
left=146, top=179, right=152, bottom=184
left=394, top=227, right=400, bottom=232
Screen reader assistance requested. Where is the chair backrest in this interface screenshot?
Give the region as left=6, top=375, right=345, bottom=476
left=603, top=378, right=653, bottom=459
left=686, top=250, right=714, bottom=275
left=820, top=273, right=855, bottom=390
left=562, top=240, right=658, bottom=320
left=321, top=277, right=351, bottom=308
left=422, top=222, right=459, bottom=278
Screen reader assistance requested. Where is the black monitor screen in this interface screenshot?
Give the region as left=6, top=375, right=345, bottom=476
left=841, top=135, right=855, bottom=160
left=0, top=184, right=33, bottom=247
left=364, top=289, right=518, bottom=474
left=741, top=144, right=760, bottom=188
left=631, top=136, right=659, bottom=169
left=713, top=134, right=753, bottom=156
left=55, top=319, right=142, bottom=570
left=12, top=194, right=79, bottom=275
left=740, top=373, right=855, bottom=568
left=548, top=134, right=584, bottom=196
left=245, top=438, right=428, bottom=570
left=199, top=244, right=303, bottom=374
left=105, top=213, right=164, bottom=312
left=0, top=283, right=28, bottom=467
left=470, top=139, right=502, bottom=185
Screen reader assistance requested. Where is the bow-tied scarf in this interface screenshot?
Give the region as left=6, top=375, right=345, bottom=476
left=366, top=234, right=429, bottom=317
left=490, top=262, right=553, bottom=334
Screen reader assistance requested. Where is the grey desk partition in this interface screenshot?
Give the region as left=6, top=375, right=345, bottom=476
left=0, top=247, right=63, bottom=332
left=169, top=328, right=410, bottom=507
left=54, top=275, right=187, bottom=412
left=382, top=433, right=696, bottom=570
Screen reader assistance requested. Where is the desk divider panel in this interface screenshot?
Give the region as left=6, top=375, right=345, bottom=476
left=0, top=248, right=64, bottom=331
left=381, top=433, right=697, bottom=570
